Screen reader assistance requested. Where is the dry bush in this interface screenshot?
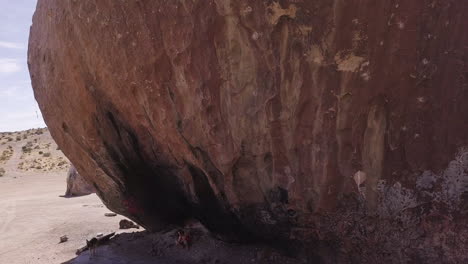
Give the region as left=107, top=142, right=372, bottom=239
left=0, top=146, right=13, bottom=162
left=22, top=142, right=34, bottom=153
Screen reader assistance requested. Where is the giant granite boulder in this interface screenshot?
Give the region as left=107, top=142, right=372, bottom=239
left=28, top=0, right=468, bottom=262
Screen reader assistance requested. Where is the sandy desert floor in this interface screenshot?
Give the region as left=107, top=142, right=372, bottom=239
left=0, top=129, right=135, bottom=264
left=0, top=170, right=131, bottom=264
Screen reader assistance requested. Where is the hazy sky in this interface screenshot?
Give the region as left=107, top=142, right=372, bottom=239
left=0, top=0, right=45, bottom=132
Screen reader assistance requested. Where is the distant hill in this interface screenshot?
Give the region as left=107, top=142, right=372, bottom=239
left=0, top=128, right=70, bottom=177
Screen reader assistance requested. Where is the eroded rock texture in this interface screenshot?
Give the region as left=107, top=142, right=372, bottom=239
left=29, top=0, right=468, bottom=262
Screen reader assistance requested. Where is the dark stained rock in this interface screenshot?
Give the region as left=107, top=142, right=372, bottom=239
left=28, top=0, right=468, bottom=262
left=64, top=165, right=95, bottom=197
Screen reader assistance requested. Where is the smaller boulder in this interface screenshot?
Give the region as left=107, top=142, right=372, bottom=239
left=64, top=165, right=95, bottom=197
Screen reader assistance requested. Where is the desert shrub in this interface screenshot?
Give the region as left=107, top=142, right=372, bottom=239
left=57, top=161, right=67, bottom=166
left=7, top=137, right=13, bottom=142
left=0, top=147, right=12, bottom=162
left=22, top=142, right=34, bottom=153
left=35, top=129, right=43, bottom=135
left=16, top=136, right=21, bottom=141
left=22, top=147, right=31, bottom=153
left=39, top=151, right=43, bottom=155
left=0, top=168, right=5, bottom=177
left=43, top=152, right=51, bottom=157
left=35, top=165, right=42, bottom=169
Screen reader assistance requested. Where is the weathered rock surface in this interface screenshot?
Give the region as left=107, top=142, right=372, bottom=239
left=29, top=0, right=468, bottom=262
left=65, top=165, right=95, bottom=197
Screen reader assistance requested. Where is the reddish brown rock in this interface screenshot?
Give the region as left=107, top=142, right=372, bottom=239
left=28, top=0, right=468, bottom=262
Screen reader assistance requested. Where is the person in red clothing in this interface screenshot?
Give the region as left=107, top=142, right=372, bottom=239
left=176, top=230, right=191, bottom=249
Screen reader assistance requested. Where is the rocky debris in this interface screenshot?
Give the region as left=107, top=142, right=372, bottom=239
left=64, top=165, right=95, bottom=197
left=104, top=212, right=117, bottom=217
left=119, top=219, right=140, bottom=230
left=59, top=235, right=68, bottom=243
left=72, top=225, right=300, bottom=264
left=76, top=232, right=115, bottom=255
left=29, top=0, right=468, bottom=262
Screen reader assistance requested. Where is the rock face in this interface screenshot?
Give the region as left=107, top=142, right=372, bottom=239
left=65, top=165, right=95, bottom=197
left=28, top=0, right=468, bottom=262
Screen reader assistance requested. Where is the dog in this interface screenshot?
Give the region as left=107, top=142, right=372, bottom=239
left=86, top=238, right=99, bottom=258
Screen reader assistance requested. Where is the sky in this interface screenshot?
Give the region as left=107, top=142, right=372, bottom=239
left=0, top=0, right=45, bottom=132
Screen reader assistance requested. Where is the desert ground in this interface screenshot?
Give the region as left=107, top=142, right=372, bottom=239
left=0, top=171, right=127, bottom=264
left=0, top=129, right=301, bottom=264
left=0, top=128, right=133, bottom=264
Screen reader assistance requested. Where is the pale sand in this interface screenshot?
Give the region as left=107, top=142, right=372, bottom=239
left=0, top=171, right=131, bottom=264
left=0, top=129, right=133, bottom=264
